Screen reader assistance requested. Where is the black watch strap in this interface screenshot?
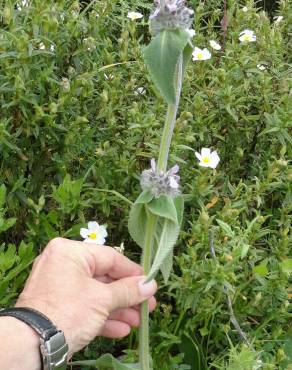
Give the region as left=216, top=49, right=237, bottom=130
left=0, top=307, right=69, bottom=370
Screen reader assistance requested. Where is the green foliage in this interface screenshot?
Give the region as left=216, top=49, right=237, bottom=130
left=0, top=241, right=35, bottom=305
left=143, top=29, right=191, bottom=104
left=0, top=184, right=16, bottom=233
left=0, top=0, right=291, bottom=369
left=71, top=353, right=139, bottom=369
left=147, top=195, right=184, bottom=283
left=129, top=193, right=184, bottom=283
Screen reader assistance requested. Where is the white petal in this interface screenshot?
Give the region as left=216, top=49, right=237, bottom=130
left=88, top=221, right=100, bottom=231
left=195, top=152, right=202, bottom=161
left=80, top=228, right=89, bottom=239
left=209, top=152, right=220, bottom=168
left=96, top=237, right=106, bottom=245
left=274, top=15, right=283, bottom=24
left=186, top=29, right=196, bottom=37
left=241, top=29, right=254, bottom=35
left=84, top=238, right=100, bottom=244
left=209, top=40, right=221, bottom=50
left=201, top=148, right=211, bottom=157
left=169, top=176, right=179, bottom=189
left=192, top=47, right=203, bottom=58
left=98, top=226, right=108, bottom=238
left=127, top=11, right=143, bottom=20
left=171, top=164, right=180, bottom=174
left=202, top=49, right=212, bottom=59
left=198, top=161, right=211, bottom=168
left=150, top=158, right=156, bottom=172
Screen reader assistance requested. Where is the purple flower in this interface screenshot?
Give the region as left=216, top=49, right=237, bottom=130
left=140, top=159, right=180, bottom=198
left=149, top=0, right=194, bottom=35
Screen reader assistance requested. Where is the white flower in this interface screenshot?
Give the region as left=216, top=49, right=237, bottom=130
left=186, top=29, right=196, bottom=38
left=104, top=73, right=114, bottom=81
left=127, top=11, right=143, bottom=21
left=242, top=6, right=248, bottom=12
left=114, top=242, right=125, bottom=254
left=134, top=87, right=146, bottom=95
left=39, top=42, right=46, bottom=50
left=195, top=148, right=220, bottom=169
left=50, top=44, right=55, bottom=52
left=17, top=0, right=29, bottom=10
left=253, top=359, right=263, bottom=370
left=257, top=64, right=266, bottom=71
left=239, top=29, right=256, bottom=43
left=274, top=15, right=283, bottom=24
left=192, top=47, right=211, bottom=61
left=209, top=40, right=221, bottom=50
left=80, top=221, right=108, bottom=245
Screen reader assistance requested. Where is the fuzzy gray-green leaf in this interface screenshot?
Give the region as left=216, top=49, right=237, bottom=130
left=142, top=29, right=190, bottom=104
left=128, top=203, right=147, bottom=248
left=148, top=195, right=178, bottom=223
left=160, top=249, right=174, bottom=284
left=146, top=196, right=184, bottom=282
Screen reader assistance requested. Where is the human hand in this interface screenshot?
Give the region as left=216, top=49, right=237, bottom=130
left=15, top=238, right=157, bottom=358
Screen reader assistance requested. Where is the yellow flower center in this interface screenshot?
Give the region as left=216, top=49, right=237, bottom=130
left=202, top=157, right=210, bottom=164
left=89, top=232, right=97, bottom=240
left=197, top=53, right=203, bottom=60
left=243, top=35, right=251, bottom=42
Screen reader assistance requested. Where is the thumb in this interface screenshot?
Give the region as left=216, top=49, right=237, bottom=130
left=107, top=276, right=157, bottom=311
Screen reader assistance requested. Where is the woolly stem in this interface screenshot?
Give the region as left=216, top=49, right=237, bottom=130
left=139, top=56, right=183, bottom=370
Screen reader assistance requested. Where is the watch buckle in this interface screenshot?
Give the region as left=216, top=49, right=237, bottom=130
left=40, top=331, right=69, bottom=370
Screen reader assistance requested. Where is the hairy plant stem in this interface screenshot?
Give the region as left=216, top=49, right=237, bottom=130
left=139, top=56, right=183, bottom=370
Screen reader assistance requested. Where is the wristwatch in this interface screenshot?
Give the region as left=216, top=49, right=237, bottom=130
left=0, top=307, right=69, bottom=370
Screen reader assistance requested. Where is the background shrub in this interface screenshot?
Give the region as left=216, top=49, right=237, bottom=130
left=0, top=0, right=291, bottom=369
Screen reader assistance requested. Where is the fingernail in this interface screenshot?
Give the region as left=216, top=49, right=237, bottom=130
left=138, top=278, right=157, bottom=297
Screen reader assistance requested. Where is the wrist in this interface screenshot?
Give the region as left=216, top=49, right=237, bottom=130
left=0, top=316, right=41, bottom=370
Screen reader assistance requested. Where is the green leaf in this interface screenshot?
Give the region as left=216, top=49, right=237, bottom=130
left=128, top=203, right=147, bottom=249
left=146, top=196, right=184, bottom=282
left=148, top=195, right=178, bottom=223
left=174, top=195, right=184, bottom=226
left=142, top=29, right=190, bottom=104
left=240, top=243, right=250, bottom=259
left=216, top=219, right=234, bottom=238
left=0, top=217, right=17, bottom=233
left=182, top=42, right=193, bottom=74
left=280, top=259, right=292, bottom=274
left=160, top=249, right=173, bottom=284
left=253, top=262, right=269, bottom=277
left=70, top=354, right=140, bottom=369
left=0, top=184, right=6, bottom=207
left=135, top=190, right=154, bottom=204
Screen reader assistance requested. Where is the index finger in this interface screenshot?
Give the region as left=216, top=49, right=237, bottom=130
left=53, top=238, right=143, bottom=279
left=85, top=244, right=143, bottom=279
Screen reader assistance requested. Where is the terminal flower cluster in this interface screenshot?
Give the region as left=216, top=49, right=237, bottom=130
left=140, top=159, right=180, bottom=198
left=149, top=0, right=194, bottom=35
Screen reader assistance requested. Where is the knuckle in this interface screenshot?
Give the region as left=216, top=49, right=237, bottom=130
left=45, top=237, right=67, bottom=255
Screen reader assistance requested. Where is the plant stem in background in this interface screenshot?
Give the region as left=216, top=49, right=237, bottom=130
left=139, top=56, right=183, bottom=370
